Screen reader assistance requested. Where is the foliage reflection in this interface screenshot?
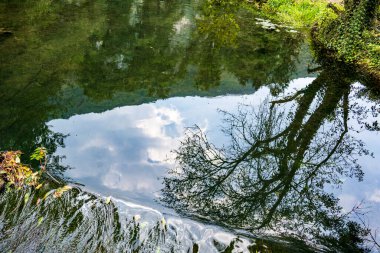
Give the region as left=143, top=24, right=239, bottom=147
left=0, top=0, right=307, bottom=153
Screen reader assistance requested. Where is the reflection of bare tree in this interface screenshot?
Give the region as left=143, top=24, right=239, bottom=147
left=162, top=67, right=372, bottom=247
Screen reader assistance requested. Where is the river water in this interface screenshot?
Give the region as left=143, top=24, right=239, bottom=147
left=1, top=0, right=379, bottom=252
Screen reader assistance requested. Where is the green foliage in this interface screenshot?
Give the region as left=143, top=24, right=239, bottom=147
left=316, top=0, right=380, bottom=75
left=246, top=0, right=379, bottom=76
left=204, top=0, right=242, bottom=11
left=197, top=13, right=240, bottom=48
left=0, top=151, right=40, bottom=189
left=193, top=1, right=307, bottom=92
left=30, top=147, right=47, bottom=162
left=0, top=147, right=73, bottom=206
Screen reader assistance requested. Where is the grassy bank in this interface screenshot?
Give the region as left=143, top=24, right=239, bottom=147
left=260, top=0, right=337, bottom=27
left=244, top=0, right=380, bottom=81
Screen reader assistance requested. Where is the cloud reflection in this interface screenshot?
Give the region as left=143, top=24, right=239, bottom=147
left=49, top=92, right=262, bottom=202
left=47, top=78, right=323, bottom=201
left=49, top=77, right=380, bottom=223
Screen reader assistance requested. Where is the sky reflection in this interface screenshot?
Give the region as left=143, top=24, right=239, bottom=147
left=49, top=77, right=380, bottom=229
left=49, top=82, right=275, bottom=203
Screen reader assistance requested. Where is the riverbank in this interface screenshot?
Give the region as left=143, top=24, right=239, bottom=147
left=247, top=0, right=380, bottom=82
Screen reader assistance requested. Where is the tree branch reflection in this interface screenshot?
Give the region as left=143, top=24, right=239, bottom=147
left=162, top=66, right=374, bottom=249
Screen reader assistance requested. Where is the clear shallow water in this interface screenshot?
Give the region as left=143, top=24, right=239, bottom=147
left=1, top=0, right=380, bottom=252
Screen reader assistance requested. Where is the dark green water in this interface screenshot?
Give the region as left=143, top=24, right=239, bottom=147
left=1, top=0, right=380, bottom=252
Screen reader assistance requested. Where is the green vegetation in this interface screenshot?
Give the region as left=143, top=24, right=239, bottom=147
left=0, top=151, right=40, bottom=189
left=243, top=0, right=380, bottom=81
left=313, top=0, right=380, bottom=80
left=202, top=0, right=379, bottom=80
left=260, top=0, right=337, bottom=27
left=0, top=148, right=71, bottom=201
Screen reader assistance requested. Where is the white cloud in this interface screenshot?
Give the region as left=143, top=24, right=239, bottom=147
left=369, top=189, right=380, bottom=203
left=339, top=194, right=360, bottom=212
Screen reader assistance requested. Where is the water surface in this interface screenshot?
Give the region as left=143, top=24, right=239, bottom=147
left=1, top=0, right=379, bottom=252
